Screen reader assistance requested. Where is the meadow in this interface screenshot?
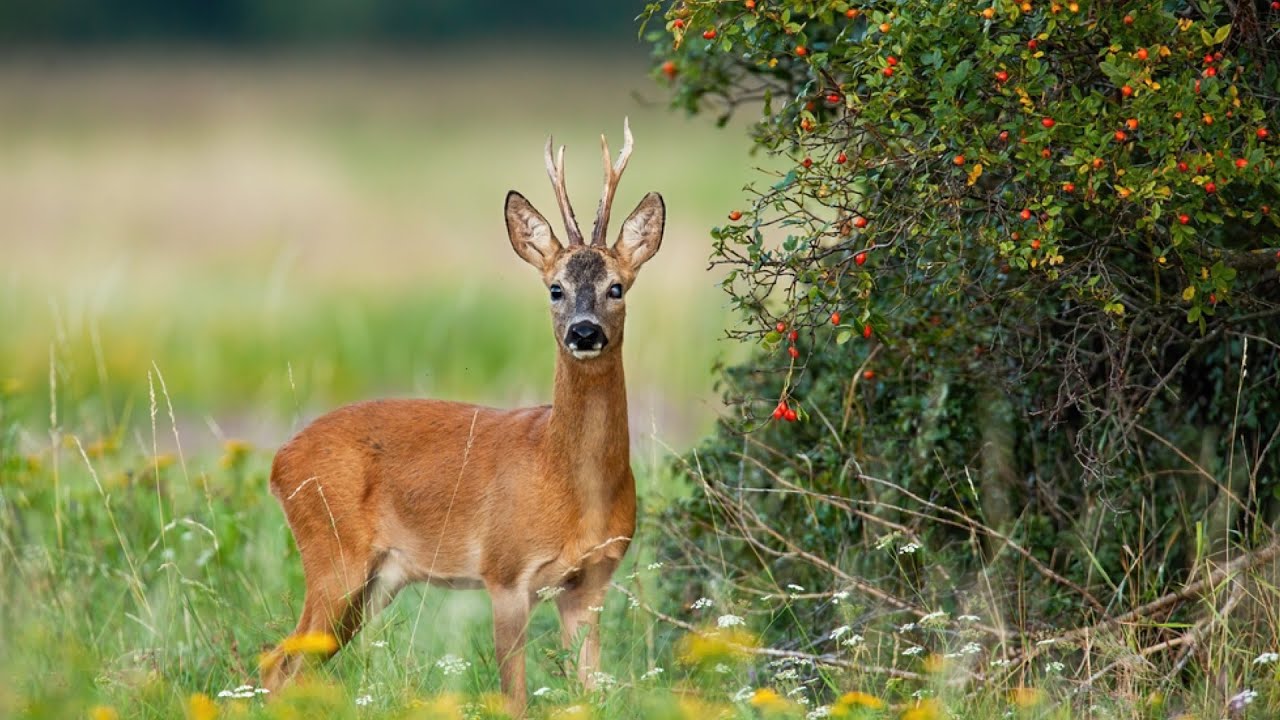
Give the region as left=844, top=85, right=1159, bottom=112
left=0, top=52, right=776, bottom=719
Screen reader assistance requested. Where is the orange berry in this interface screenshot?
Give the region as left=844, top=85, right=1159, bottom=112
left=846, top=8, right=860, bottom=18
left=1236, top=158, right=1248, bottom=169
left=879, top=21, right=892, bottom=32
left=1121, top=84, right=1133, bottom=98
left=795, top=45, right=808, bottom=56
left=661, top=60, right=677, bottom=79
left=1123, top=14, right=1134, bottom=24
left=1020, top=208, right=1033, bottom=221
left=995, top=70, right=1009, bottom=83
left=1114, top=130, right=1127, bottom=142
left=1126, top=118, right=1139, bottom=130
left=1135, top=47, right=1148, bottom=60
left=863, top=369, right=876, bottom=380
left=745, top=0, right=756, bottom=7
left=982, top=7, right=996, bottom=19
left=1063, top=182, right=1075, bottom=193
left=1031, top=239, right=1041, bottom=249
left=953, top=154, right=966, bottom=166
left=702, top=28, right=716, bottom=39
left=831, top=312, right=841, bottom=325
left=853, top=216, right=868, bottom=229
left=728, top=210, right=743, bottom=221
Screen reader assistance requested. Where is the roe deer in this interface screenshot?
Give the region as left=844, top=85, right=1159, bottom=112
left=259, top=119, right=663, bottom=715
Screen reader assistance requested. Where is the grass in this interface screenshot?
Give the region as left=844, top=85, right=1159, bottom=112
left=4, top=52, right=1279, bottom=720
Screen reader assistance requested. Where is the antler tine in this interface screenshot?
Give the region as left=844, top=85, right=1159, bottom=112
left=544, top=136, right=585, bottom=246
left=591, top=117, right=635, bottom=246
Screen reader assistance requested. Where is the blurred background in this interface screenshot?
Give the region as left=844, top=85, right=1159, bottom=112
left=0, top=0, right=758, bottom=458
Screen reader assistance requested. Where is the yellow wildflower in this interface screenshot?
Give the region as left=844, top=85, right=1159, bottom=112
left=900, top=698, right=943, bottom=720
left=749, top=688, right=797, bottom=715
left=678, top=695, right=734, bottom=719
left=187, top=693, right=218, bottom=720
left=922, top=653, right=947, bottom=674
left=279, top=631, right=339, bottom=655
left=838, top=691, right=886, bottom=709
left=408, top=692, right=466, bottom=720
left=89, top=706, right=120, bottom=720
left=676, top=627, right=758, bottom=667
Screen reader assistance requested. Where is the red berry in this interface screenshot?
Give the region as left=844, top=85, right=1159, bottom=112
left=788, top=345, right=800, bottom=359
left=1123, top=14, right=1134, bottom=25
left=883, top=66, right=894, bottom=77
left=953, top=154, right=966, bottom=166
left=795, top=45, right=808, bottom=57
left=846, top=8, right=859, bottom=18
left=855, top=251, right=867, bottom=265
left=1121, top=85, right=1133, bottom=98
left=703, top=28, right=716, bottom=39
left=1028, top=39, right=1038, bottom=50
left=672, top=18, right=684, bottom=28
left=802, top=157, right=813, bottom=168
left=776, top=322, right=787, bottom=333
left=886, top=56, right=898, bottom=66
left=788, top=329, right=798, bottom=343
left=1179, top=214, right=1190, bottom=225
left=1136, top=47, right=1148, bottom=60
left=772, top=405, right=785, bottom=420
left=1272, top=1, right=1280, bottom=10
left=1204, top=54, right=1215, bottom=65
left=1209, top=293, right=1217, bottom=304
left=998, top=130, right=1010, bottom=142
left=661, top=61, right=677, bottom=79
left=783, top=408, right=798, bottom=422
left=995, top=70, right=1009, bottom=83
left=1204, top=67, right=1217, bottom=78
left=1063, top=182, right=1075, bottom=193
left=728, top=210, right=743, bottom=221
left=1263, top=205, right=1271, bottom=214
left=862, top=324, right=873, bottom=339
left=1041, top=117, right=1055, bottom=128
left=1236, top=158, right=1248, bottom=169
left=745, top=0, right=755, bottom=8
left=1114, top=130, right=1127, bottom=142
left=853, top=216, right=868, bottom=229
left=1178, top=161, right=1189, bottom=172
left=1205, top=182, right=1217, bottom=194
left=836, top=152, right=848, bottom=164
left=827, top=93, right=841, bottom=104
left=831, top=312, right=841, bottom=325
left=1031, top=239, right=1041, bottom=250
left=1020, top=208, right=1033, bottom=221
left=1258, top=128, right=1270, bottom=139
left=863, top=369, right=876, bottom=380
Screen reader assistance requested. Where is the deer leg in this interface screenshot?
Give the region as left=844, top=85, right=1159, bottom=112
left=555, top=564, right=612, bottom=688
left=261, top=546, right=382, bottom=693
left=489, top=585, right=531, bottom=717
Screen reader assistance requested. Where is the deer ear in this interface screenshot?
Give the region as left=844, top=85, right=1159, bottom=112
left=506, top=191, right=562, bottom=270
left=613, top=192, right=664, bottom=273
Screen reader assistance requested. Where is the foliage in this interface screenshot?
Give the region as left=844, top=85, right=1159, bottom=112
left=642, top=0, right=1280, bottom=683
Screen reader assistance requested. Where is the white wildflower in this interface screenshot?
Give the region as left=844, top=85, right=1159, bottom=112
left=647, top=561, right=664, bottom=570
left=714, top=663, right=732, bottom=674
left=628, top=596, right=640, bottom=608
left=717, top=614, right=745, bottom=628
left=532, top=687, right=553, bottom=697
left=536, top=585, right=565, bottom=601
left=588, top=671, right=616, bottom=688
left=875, top=534, right=898, bottom=550
left=898, top=622, right=917, bottom=633
left=1045, top=661, right=1065, bottom=674
left=732, top=686, right=756, bottom=703
left=641, top=667, right=664, bottom=680
left=807, top=706, right=832, bottom=719
left=787, top=584, right=806, bottom=593
left=692, top=597, right=714, bottom=610
left=961, top=642, right=983, bottom=655
left=354, top=694, right=373, bottom=707
left=774, top=667, right=800, bottom=681
left=1253, top=652, right=1279, bottom=665
left=588, top=605, right=605, bottom=613
left=1035, top=638, right=1057, bottom=646
left=958, top=614, right=981, bottom=623
left=436, top=654, right=471, bottom=676
left=1228, top=689, right=1258, bottom=712
left=902, top=645, right=924, bottom=656
left=830, top=625, right=851, bottom=641
left=841, top=633, right=865, bottom=648
left=898, top=542, right=921, bottom=554
left=371, top=640, right=388, bottom=649
left=991, top=658, right=1012, bottom=667
left=832, top=591, right=850, bottom=604
left=919, top=611, right=948, bottom=626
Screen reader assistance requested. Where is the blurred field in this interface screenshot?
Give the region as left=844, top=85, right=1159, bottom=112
left=0, top=51, right=759, bottom=454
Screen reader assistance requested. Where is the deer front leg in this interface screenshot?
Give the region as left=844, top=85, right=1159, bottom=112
left=555, top=563, right=613, bottom=688
left=490, top=586, right=531, bottom=716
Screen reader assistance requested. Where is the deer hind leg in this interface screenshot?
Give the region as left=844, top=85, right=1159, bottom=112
left=261, top=532, right=388, bottom=693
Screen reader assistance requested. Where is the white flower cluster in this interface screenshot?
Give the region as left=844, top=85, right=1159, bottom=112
left=1253, top=652, right=1279, bottom=665
left=354, top=694, right=373, bottom=707
left=588, top=671, right=617, bottom=688
left=640, top=667, right=664, bottom=680
left=692, top=597, right=714, bottom=610
left=216, top=685, right=269, bottom=700
left=436, top=654, right=471, bottom=676
left=536, top=585, right=565, bottom=601
left=717, top=614, right=745, bottom=628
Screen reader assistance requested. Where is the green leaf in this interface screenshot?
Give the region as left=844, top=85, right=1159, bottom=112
left=836, top=330, right=852, bottom=345
left=1213, top=24, right=1231, bottom=45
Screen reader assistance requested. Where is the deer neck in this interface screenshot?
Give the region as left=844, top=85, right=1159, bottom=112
left=545, top=349, right=631, bottom=511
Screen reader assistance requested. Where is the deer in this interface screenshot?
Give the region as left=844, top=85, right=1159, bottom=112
left=258, top=119, right=663, bottom=716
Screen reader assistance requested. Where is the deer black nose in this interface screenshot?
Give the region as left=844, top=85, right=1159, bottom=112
left=567, top=322, right=607, bottom=351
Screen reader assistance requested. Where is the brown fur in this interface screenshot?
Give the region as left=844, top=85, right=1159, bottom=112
left=260, top=154, right=664, bottom=716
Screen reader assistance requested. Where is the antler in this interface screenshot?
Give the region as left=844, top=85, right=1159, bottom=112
left=591, top=117, right=634, bottom=247
left=544, top=137, right=585, bottom=246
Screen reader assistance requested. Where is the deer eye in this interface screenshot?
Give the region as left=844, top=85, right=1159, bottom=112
left=550, top=284, right=564, bottom=301
left=608, top=283, right=623, bottom=299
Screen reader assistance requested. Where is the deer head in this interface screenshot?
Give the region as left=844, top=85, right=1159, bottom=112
left=505, top=119, right=665, bottom=361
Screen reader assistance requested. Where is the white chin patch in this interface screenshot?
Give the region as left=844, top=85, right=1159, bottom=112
left=571, top=349, right=602, bottom=360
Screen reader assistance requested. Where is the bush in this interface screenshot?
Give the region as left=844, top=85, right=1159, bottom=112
left=642, top=0, right=1280, bottom=677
